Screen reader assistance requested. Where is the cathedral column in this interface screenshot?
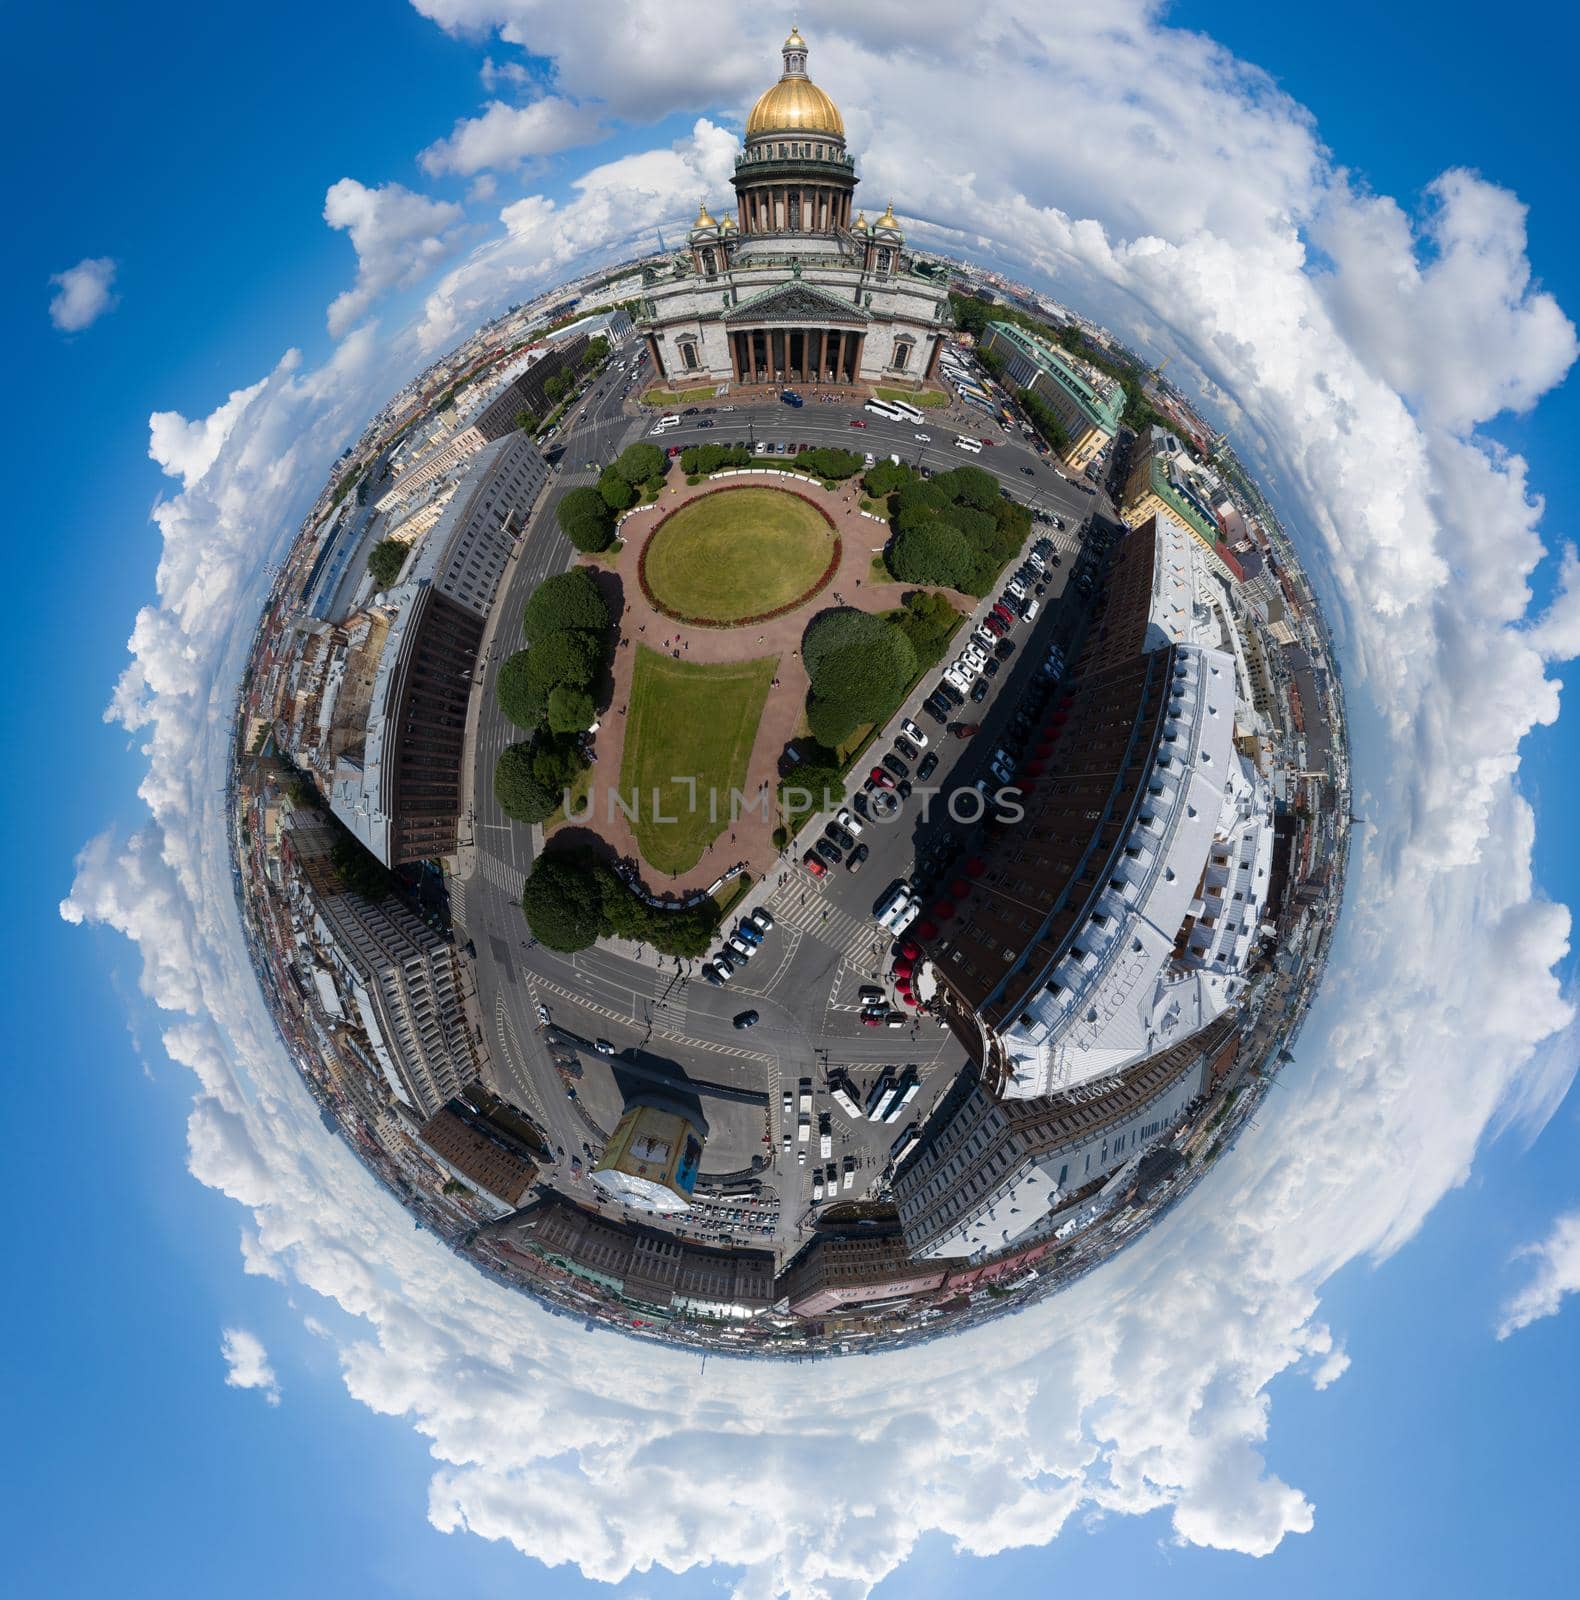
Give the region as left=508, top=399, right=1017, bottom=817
left=924, top=336, right=942, bottom=381
left=833, top=330, right=845, bottom=383
left=645, top=333, right=665, bottom=380
left=852, top=333, right=867, bottom=382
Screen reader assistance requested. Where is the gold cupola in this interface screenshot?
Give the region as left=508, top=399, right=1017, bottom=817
left=745, top=26, right=845, bottom=138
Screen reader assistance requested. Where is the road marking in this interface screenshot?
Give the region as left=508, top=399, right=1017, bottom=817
left=479, top=851, right=526, bottom=900
left=494, top=996, right=548, bottom=1122
left=531, top=974, right=774, bottom=1064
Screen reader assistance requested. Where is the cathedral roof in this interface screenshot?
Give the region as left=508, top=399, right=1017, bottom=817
left=746, top=27, right=844, bottom=138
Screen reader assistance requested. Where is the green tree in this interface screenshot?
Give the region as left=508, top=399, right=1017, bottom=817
left=544, top=372, right=571, bottom=405
left=582, top=335, right=610, bottom=368
left=495, top=742, right=561, bottom=823
left=521, top=851, right=607, bottom=952
left=597, top=464, right=637, bottom=511
left=526, top=628, right=603, bottom=700
left=613, top=441, right=666, bottom=485
left=547, top=684, right=596, bottom=733
left=514, top=406, right=539, bottom=434
left=889, top=521, right=975, bottom=589
left=522, top=566, right=610, bottom=642
left=530, top=731, right=586, bottom=790
left=497, top=649, right=545, bottom=730
left=862, top=459, right=913, bottom=498
left=556, top=485, right=615, bottom=553
left=1019, top=387, right=1069, bottom=453
left=366, top=538, right=408, bottom=588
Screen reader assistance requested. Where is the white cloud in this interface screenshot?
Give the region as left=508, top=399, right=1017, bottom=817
left=419, top=96, right=604, bottom=176
left=148, top=376, right=269, bottom=490
left=221, top=1327, right=281, bottom=1405
left=64, top=3, right=1580, bottom=1594
left=1497, top=1208, right=1580, bottom=1338
left=49, top=256, right=119, bottom=331
left=322, top=179, right=467, bottom=338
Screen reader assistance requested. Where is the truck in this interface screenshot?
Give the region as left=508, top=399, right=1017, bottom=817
left=842, top=1156, right=856, bottom=1190
left=820, top=1131, right=833, bottom=1159
left=798, top=1078, right=813, bottom=1115
left=798, top=1113, right=811, bottom=1143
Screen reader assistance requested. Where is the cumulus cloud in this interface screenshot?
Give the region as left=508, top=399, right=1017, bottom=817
left=419, top=95, right=604, bottom=175
left=221, top=1327, right=281, bottom=1404
left=148, top=376, right=269, bottom=490
left=48, top=256, right=119, bottom=331
left=1497, top=1208, right=1580, bottom=1338
left=64, top=2, right=1580, bottom=1595
left=322, top=179, right=467, bottom=338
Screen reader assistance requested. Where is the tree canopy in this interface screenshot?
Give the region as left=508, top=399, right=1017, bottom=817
left=612, top=441, right=666, bottom=485
left=802, top=609, right=917, bottom=746
left=556, top=484, right=616, bottom=552
left=494, top=742, right=561, bottom=824
left=366, top=538, right=408, bottom=588
left=520, top=847, right=722, bottom=956
left=789, top=446, right=864, bottom=481
left=522, top=566, right=609, bottom=642
left=547, top=684, right=597, bottom=733
left=597, top=464, right=638, bottom=511
left=889, top=521, right=975, bottom=590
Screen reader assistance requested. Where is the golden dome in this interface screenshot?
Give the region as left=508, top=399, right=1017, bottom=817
left=746, top=74, right=844, bottom=137
left=853, top=210, right=869, bottom=232
left=746, top=28, right=843, bottom=137
left=875, top=200, right=898, bottom=229
left=693, top=199, right=716, bottom=228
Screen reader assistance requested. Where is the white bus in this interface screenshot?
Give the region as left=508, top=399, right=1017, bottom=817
left=886, top=399, right=925, bottom=424
left=864, top=398, right=905, bottom=421
left=952, top=435, right=983, bottom=454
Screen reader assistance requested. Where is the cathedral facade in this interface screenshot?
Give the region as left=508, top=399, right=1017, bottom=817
left=638, top=28, right=951, bottom=390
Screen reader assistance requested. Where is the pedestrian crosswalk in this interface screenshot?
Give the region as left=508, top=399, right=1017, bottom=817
left=478, top=851, right=526, bottom=901
left=767, top=882, right=871, bottom=950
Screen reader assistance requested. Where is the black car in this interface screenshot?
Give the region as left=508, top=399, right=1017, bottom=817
left=995, top=637, right=1017, bottom=659
left=897, top=779, right=913, bottom=800
left=698, top=419, right=714, bottom=428
left=816, top=837, right=842, bottom=864
left=702, top=963, right=724, bottom=987
left=1021, top=465, right=1035, bottom=476
left=894, top=735, right=919, bottom=762
left=984, top=657, right=1001, bottom=679
left=917, top=751, right=939, bottom=781
left=882, top=753, right=909, bottom=780
left=826, top=822, right=855, bottom=851
left=969, top=679, right=990, bottom=704
left=936, top=679, right=965, bottom=707
left=921, top=697, right=948, bottom=725
left=683, top=406, right=699, bottom=415
left=846, top=843, right=870, bottom=873
left=733, top=1010, right=760, bottom=1029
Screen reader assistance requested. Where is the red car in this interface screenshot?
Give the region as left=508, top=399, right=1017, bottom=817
left=666, top=445, right=683, bottom=457
left=984, top=614, right=1008, bottom=636
left=979, top=437, right=995, bottom=447
left=803, top=852, right=828, bottom=878
left=849, top=418, right=868, bottom=428
left=868, top=767, right=895, bottom=790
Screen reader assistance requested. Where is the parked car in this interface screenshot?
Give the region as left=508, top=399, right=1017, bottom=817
left=849, top=417, right=868, bottom=428
left=815, top=837, right=843, bottom=865
left=917, top=751, right=939, bottom=781
left=733, top=1010, right=760, bottom=1029
left=749, top=907, right=776, bottom=933
left=727, top=935, right=754, bottom=961
left=894, top=736, right=919, bottom=763
left=594, top=1039, right=616, bottom=1055
left=921, top=698, right=948, bottom=725
left=826, top=821, right=855, bottom=851
left=868, top=767, right=895, bottom=790
left=900, top=718, right=928, bottom=747
left=936, top=678, right=965, bottom=707
left=882, top=753, right=909, bottom=780
left=846, top=843, right=869, bottom=873
left=969, top=679, right=990, bottom=703
left=702, top=963, right=724, bottom=986
left=836, top=806, right=863, bottom=837
left=804, top=851, right=828, bottom=878
left=951, top=721, right=981, bottom=738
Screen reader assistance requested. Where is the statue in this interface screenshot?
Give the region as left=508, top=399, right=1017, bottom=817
left=792, top=258, right=802, bottom=278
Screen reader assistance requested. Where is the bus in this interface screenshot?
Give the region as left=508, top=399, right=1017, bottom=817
left=886, top=398, right=925, bottom=425
left=864, top=398, right=905, bottom=421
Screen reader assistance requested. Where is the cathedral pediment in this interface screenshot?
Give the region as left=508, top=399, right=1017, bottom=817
left=724, top=280, right=868, bottom=324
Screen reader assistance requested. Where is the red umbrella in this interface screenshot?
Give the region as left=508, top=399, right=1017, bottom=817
left=930, top=899, right=956, bottom=919
left=917, top=920, right=939, bottom=939
left=1025, top=761, right=1044, bottom=776
left=900, top=939, right=922, bottom=958
left=893, top=962, right=915, bottom=980
left=950, top=878, right=971, bottom=898
left=965, top=857, right=985, bottom=876
left=899, top=991, right=917, bottom=1007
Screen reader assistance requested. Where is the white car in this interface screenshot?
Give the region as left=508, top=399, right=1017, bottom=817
left=944, top=666, right=972, bottom=693
left=727, top=936, right=754, bottom=962
left=914, top=432, right=932, bottom=442
left=836, top=806, right=864, bottom=837
left=900, top=719, right=928, bottom=748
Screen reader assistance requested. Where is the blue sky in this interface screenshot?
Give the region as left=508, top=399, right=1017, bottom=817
left=8, top=2, right=1580, bottom=1596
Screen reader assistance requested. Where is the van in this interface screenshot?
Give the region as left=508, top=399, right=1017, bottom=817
left=1022, top=599, right=1041, bottom=622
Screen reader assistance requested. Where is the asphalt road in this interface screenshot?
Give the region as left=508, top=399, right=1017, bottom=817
left=455, top=348, right=1114, bottom=1251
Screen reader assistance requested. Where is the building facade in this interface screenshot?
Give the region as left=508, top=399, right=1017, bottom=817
left=330, top=432, right=547, bottom=864
left=980, top=320, right=1123, bottom=470
left=777, top=1229, right=947, bottom=1317
left=894, top=1018, right=1235, bottom=1259
left=1120, top=426, right=1223, bottom=555
left=286, top=822, right=480, bottom=1118
left=637, top=29, right=951, bottom=389
left=418, top=1104, right=539, bottom=1211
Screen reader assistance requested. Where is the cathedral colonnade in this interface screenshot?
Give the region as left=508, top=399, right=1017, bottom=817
left=736, top=186, right=853, bottom=235
left=728, top=327, right=865, bottom=384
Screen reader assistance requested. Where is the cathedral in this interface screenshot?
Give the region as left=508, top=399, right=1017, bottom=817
left=637, top=27, right=952, bottom=390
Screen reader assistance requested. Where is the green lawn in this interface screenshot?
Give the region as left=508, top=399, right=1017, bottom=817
left=642, top=487, right=836, bottom=623
left=619, top=648, right=779, bottom=875
left=642, top=385, right=718, bottom=406
left=875, top=385, right=948, bottom=408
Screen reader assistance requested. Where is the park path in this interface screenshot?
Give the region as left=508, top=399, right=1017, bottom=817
left=559, top=470, right=970, bottom=897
